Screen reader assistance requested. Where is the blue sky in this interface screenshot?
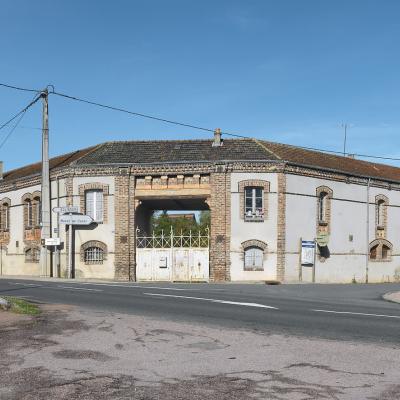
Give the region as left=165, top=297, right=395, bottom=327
left=1, top=0, right=400, bottom=171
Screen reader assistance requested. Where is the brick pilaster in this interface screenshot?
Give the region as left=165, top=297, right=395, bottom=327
left=209, top=168, right=231, bottom=281
left=276, top=172, right=286, bottom=281
left=65, top=176, right=73, bottom=276
left=114, top=170, right=136, bottom=281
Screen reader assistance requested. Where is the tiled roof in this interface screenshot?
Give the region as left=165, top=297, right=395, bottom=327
left=2, top=138, right=400, bottom=183
left=2, top=146, right=97, bottom=182
left=73, top=139, right=269, bottom=165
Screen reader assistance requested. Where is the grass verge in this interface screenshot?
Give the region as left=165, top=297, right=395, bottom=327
left=2, top=296, right=41, bottom=315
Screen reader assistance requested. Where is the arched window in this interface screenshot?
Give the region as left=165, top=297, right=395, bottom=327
left=25, top=199, right=33, bottom=228
left=0, top=200, right=10, bottom=231
left=369, top=239, right=392, bottom=261
left=318, top=191, right=328, bottom=223
left=244, top=246, right=263, bottom=269
left=375, top=196, right=388, bottom=231
left=241, top=240, right=267, bottom=271
left=316, top=186, right=333, bottom=230
left=84, top=246, right=104, bottom=264
left=25, top=247, right=40, bottom=263
left=377, top=199, right=384, bottom=226
left=33, top=196, right=41, bottom=227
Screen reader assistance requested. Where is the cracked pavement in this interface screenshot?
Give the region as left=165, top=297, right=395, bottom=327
left=1, top=305, right=399, bottom=399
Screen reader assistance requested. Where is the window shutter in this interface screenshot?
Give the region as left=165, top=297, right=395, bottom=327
left=86, top=191, right=94, bottom=219
left=95, top=191, right=103, bottom=222
left=244, top=249, right=253, bottom=268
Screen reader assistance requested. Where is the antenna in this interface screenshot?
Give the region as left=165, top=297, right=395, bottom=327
left=342, top=123, right=348, bottom=156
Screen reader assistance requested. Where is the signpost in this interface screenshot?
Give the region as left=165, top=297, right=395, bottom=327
left=59, top=212, right=93, bottom=279
left=53, top=206, right=80, bottom=214
left=299, top=239, right=317, bottom=283
left=45, top=238, right=61, bottom=246
left=59, top=214, right=93, bottom=225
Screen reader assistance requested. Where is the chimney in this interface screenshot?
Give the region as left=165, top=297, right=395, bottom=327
left=0, top=161, right=3, bottom=179
left=212, top=128, right=222, bottom=147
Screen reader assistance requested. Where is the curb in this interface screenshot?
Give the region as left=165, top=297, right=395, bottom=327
left=383, top=291, right=400, bottom=304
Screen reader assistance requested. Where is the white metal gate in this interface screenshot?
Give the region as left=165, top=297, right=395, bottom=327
left=136, top=229, right=209, bottom=282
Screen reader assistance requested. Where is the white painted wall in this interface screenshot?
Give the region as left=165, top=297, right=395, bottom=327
left=230, top=172, right=278, bottom=281
left=285, top=174, right=400, bottom=283
left=0, top=176, right=116, bottom=280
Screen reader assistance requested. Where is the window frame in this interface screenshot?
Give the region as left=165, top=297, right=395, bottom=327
left=369, top=239, right=392, bottom=262
left=244, top=187, right=264, bottom=220
left=25, top=247, right=40, bottom=263
left=85, top=189, right=104, bottom=223
left=244, top=246, right=264, bottom=270
left=0, top=201, right=10, bottom=232
left=84, top=246, right=104, bottom=265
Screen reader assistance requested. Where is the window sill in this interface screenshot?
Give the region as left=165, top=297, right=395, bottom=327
left=244, top=267, right=264, bottom=271
left=244, top=216, right=264, bottom=222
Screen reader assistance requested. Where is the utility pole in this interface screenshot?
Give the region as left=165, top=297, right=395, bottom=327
left=40, top=89, right=51, bottom=277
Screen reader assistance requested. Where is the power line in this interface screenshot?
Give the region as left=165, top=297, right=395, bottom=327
left=52, top=91, right=215, bottom=134
left=0, top=95, right=41, bottom=133
left=0, top=109, right=29, bottom=150
left=2, top=82, right=400, bottom=163
left=51, top=90, right=400, bottom=163
left=0, top=82, right=41, bottom=93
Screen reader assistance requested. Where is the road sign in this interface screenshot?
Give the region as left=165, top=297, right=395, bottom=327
left=301, top=240, right=315, bottom=266
left=53, top=206, right=80, bottom=214
left=59, top=214, right=93, bottom=225
left=45, top=238, right=61, bottom=246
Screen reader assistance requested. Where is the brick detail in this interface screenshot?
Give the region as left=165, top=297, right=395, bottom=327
left=238, top=179, right=270, bottom=221
left=0, top=197, right=11, bottom=245
left=241, top=239, right=267, bottom=251
left=369, top=238, right=392, bottom=262
left=80, top=240, right=108, bottom=262
left=78, top=182, right=109, bottom=223
left=375, top=194, right=388, bottom=239
left=114, top=171, right=136, bottom=281
left=316, top=186, right=333, bottom=236
left=209, top=169, right=231, bottom=282
left=276, top=172, right=286, bottom=281
left=65, top=176, right=73, bottom=271
left=21, top=191, right=41, bottom=245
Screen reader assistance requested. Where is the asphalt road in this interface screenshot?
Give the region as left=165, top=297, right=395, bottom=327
left=1, top=277, right=399, bottom=344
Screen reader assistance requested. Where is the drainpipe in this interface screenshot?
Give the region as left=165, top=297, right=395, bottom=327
left=366, top=178, right=370, bottom=283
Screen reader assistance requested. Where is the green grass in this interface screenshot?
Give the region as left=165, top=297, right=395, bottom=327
left=3, top=297, right=41, bottom=315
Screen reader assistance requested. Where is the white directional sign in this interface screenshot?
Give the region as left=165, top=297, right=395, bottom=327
left=53, top=206, right=80, bottom=214
left=45, top=238, right=61, bottom=246
left=59, top=214, right=93, bottom=225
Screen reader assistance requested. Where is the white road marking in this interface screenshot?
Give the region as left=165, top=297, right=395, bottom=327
left=78, top=282, right=225, bottom=291
left=312, top=309, right=400, bottom=319
left=9, top=282, right=43, bottom=287
left=57, top=286, right=103, bottom=292
left=144, top=292, right=278, bottom=309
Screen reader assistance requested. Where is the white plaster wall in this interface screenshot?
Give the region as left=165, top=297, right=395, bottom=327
left=0, top=183, right=41, bottom=276
left=230, top=172, right=278, bottom=281
left=285, top=174, right=400, bottom=283
left=68, top=176, right=116, bottom=279
left=0, top=176, right=116, bottom=279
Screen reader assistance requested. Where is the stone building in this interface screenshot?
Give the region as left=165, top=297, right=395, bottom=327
left=0, top=132, right=399, bottom=283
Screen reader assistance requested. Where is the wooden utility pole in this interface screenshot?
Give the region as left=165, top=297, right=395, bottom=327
left=40, top=89, right=51, bottom=277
